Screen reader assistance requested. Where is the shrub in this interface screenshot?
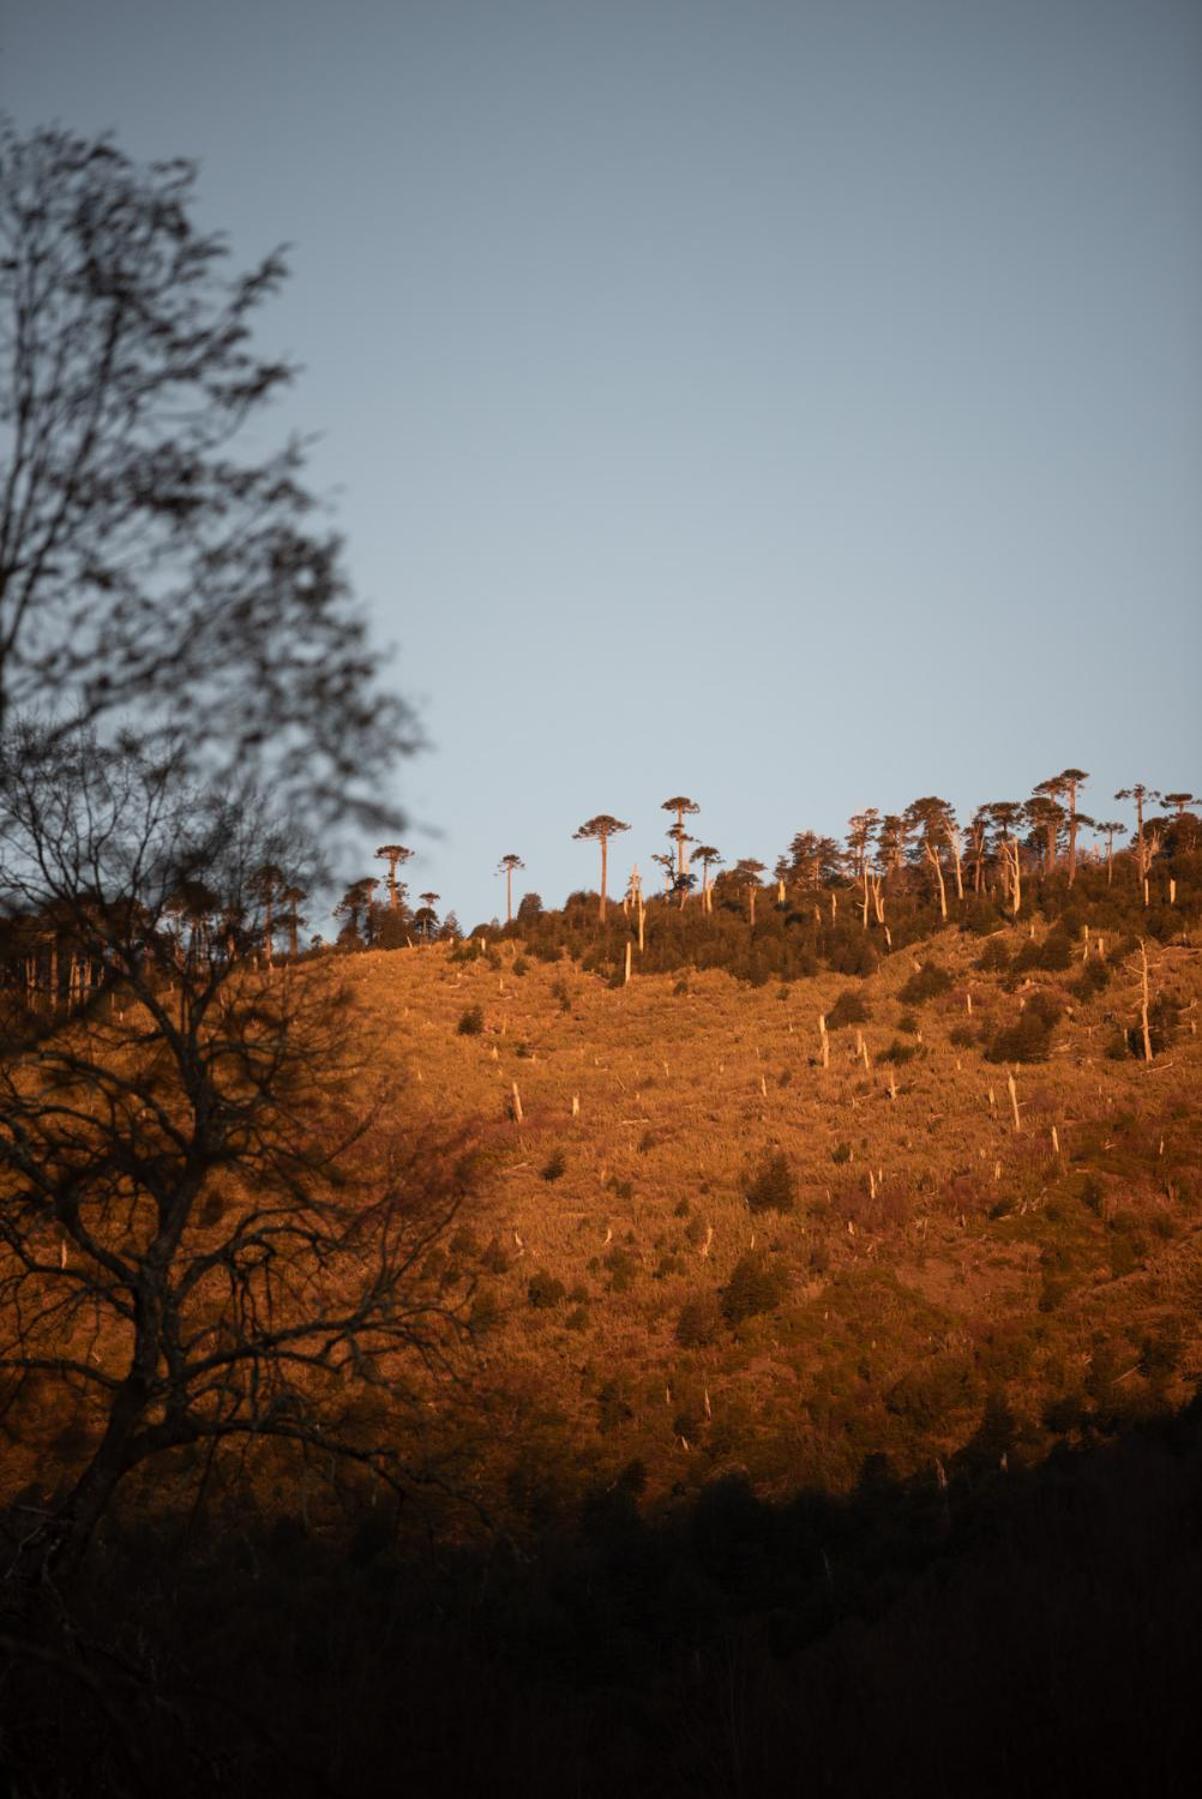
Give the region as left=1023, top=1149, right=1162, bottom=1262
left=604, top=1246, right=638, bottom=1292
left=676, top=1293, right=723, bottom=1347
left=1072, top=958, right=1111, bottom=999
left=899, top=962, right=953, bottom=1004
left=456, top=1005, right=485, bottom=1036
left=541, top=1149, right=567, bottom=1182
left=527, top=1270, right=566, bottom=1309
left=975, top=937, right=1011, bottom=973
left=722, top=1254, right=789, bottom=1326
left=744, top=1149, right=797, bottom=1215
left=480, top=1235, right=511, bottom=1275
left=880, top=1040, right=918, bottom=1065
left=827, top=989, right=870, bottom=1029
left=985, top=992, right=1062, bottom=1064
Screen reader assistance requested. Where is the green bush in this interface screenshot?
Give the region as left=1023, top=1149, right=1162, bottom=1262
left=898, top=962, right=953, bottom=1004
left=456, top=1004, right=485, bottom=1036
left=985, top=992, right=1062, bottom=1064
left=744, top=1149, right=797, bottom=1214
left=722, top=1254, right=789, bottom=1326
left=527, top=1270, right=566, bottom=1309
left=676, top=1293, right=723, bottom=1347
left=827, top=989, right=870, bottom=1029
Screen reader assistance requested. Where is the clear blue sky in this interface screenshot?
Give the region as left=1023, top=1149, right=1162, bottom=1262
left=6, top=0, right=1200, bottom=928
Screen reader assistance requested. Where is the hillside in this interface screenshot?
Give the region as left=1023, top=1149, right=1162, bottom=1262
left=343, top=914, right=1202, bottom=1514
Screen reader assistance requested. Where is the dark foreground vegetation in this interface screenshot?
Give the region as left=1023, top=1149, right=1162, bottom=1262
left=3, top=1391, right=1201, bottom=1797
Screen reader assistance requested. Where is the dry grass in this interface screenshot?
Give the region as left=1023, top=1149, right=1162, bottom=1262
left=329, top=923, right=1202, bottom=1506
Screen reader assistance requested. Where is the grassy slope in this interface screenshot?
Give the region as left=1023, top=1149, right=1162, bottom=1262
left=344, top=919, right=1202, bottom=1514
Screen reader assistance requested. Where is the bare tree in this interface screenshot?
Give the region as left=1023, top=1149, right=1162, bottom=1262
left=0, top=731, right=470, bottom=1577
left=496, top=853, right=525, bottom=926
left=0, top=121, right=417, bottom=823
left=573, top=816, right=629, bottom=921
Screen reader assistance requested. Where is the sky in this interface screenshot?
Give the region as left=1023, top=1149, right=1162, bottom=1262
left=5, top=0, right=1200, bottom=929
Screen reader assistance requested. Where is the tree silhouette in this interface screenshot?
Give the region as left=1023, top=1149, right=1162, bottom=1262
left=0, top=730, right=469, bottom=1576
left=416, top=892, right=441, bottom=940
left=497, top=854, right=525, bottom=926
left=573, top=816, right=629, bottom=921
left=334, top=877, right=378, bottom=949
left=0, top=122, right=416, bottom=824
left=376, top=844, right=414, bottom=911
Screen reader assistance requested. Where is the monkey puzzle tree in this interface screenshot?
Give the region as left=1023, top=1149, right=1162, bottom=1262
left=732, top=858, right=767, bottom=926
left=573, top=816, right=629, bottom=921
left=846, top=810, right=880, bottom=926
left=248, top=861, right=286, bottom=965
left=661, top=797, right=700, bottom=888
left=1115, top=785, right=1158, bottom=895
left=786, top=831, right=842, bottom=893
left=279, top=882, right=308, bottom=957
left=1025, top=792, right=1065, bottom=879
left=903, top=797, right=956, bottom=921
left=415, top=891, right=441, bottom=940
left=496, top=854, right=525, bottom=926
left=334, top=876, right=378, bottom=948
left=376, top=844, right=414, bottom=911
left=1051, top=768, right=1089, bottom=884
left=665, top=823, right=696, bottom=907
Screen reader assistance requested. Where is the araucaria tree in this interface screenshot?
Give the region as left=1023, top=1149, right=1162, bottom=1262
left=573, top=816, right=629, bottom=921
left=903, top=797, right=957, bottom=921
left=661, top=797, right=700, bottom=890
left=0, top=121, right=415, bottom=822
left=376, top=843, right=414, bottom=910
left=497, top=853, right=525, bottom=925
left=690, top=844, right=722, bottom=913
